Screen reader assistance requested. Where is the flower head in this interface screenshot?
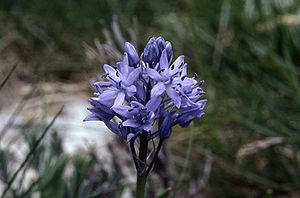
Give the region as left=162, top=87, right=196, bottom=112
left=85, top=36, right=206, bottom=142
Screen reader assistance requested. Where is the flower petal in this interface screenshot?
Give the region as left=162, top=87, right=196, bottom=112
left=172, top=55, right=185, bottom=69
left=123, top=119, right=140, bottom=128
left=144, top=38, right=159, bottom=64
left=85, top=99, right=115, bottom=121
left=83, top=113, right=99, bottom=122
left=98, top=89, right=118, bottom=106
left=113, top=92, right=125, bottom=107
left=159, top=50, right=169, bottom=70
left=124, top=67, right=140, bottom=85
left=142, top=123, right=153, bottom=132
left=124, top=42, right=139, bottom=66
left=118, top=53, right=130, bottom=78
left=166, top=87, right=181, bottom=108
left=158, top=111, right=172, bottom=139
left=165, top=41, right=173, bottom=61
left=136, top=83, right=146, bottom=102
left=104, top=64, right=119, bottom=81
left=146, top=96, right=162, bottom=111
left=111, top=105, right=135, bottom=118
left=125, top=85, right=137, bottom=97
left=181, top=64, right=187, bottom=77
left=151, top=82, right=166, bottom=97
left=104, top=121, right=124, bottom=139
left=146, top=68, right=163, bottom=81
left=130, top=101, right=145, bottom=109
left=93, top=81, right=112, bottom=93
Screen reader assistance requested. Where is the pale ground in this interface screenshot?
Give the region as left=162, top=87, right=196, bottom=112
left=0, top=81, right=137, bottom=196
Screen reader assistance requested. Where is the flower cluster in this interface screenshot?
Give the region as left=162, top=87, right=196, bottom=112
left=84, top=36, right=207, bottom=142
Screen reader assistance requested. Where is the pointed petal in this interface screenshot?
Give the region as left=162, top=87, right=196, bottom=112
left=113, top=92, right=125, bottom=107
left=166, top=87, right=181, bottom=108
left=83, top=113, right=99, bottom=122
left=151, top=82, right=166, bottom=97
left=146, top=96, right=162, bottom=111
left=172, top=55, right=184, bottom=68
left=181, top=64, right=187, bottom=76
left=197, top=99, right=208, bottom=110
left=86, top=99, right=115, bottom=121
left=93, top=81, right=112, bottom=93
left=165, top=41, right=173, bottom=61
left=104, top=64, right=119, bottom=81
left=123, top=53, right=129, bottom=68
left=159, top=50, right=169, bottom=69
left=147, top=68, right=163, bottom=81
left=124, top=42, right=139, bottom=66
left=136, top=83, right=146, bottom=102
left=158, top=111, right=172, bottom=139
left=112, top=105, right=135, bottom=118
left=116, top=61, right=127, bottom=77
left=104, top=121, right=124, bottom=139
left=123, top=119, right=140, bottom=127
left=124, top=67, right=140, bottom=85
left=156, top=36, right=166, bottom=51
left=98, top=89, right=118, bottom=106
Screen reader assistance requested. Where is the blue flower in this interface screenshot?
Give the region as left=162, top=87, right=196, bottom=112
left=143, top=37, right=159, bottom=65
left=147, top=50, right=185, bottom=107
left=143, top=37, right=173, bottom=66
left=85, top=36, right=206, bottom=141
left=176, top=99, right=207, bottom=128
left=96, top=53, right=140, bottom=107
left=83, top=98, right=115, bottom=122
left=124, top=42, right=140, bottom=67
left=112, top=97, right=161, bottom=132
left=158, top=107, right=175, bottom=139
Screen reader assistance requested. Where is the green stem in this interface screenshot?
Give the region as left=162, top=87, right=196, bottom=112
left=136, top=174, right=147, bottom=198
left=135, top=132, right=148, bottom=198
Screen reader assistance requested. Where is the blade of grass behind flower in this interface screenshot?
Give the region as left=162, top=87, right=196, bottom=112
left=0, top=63, right=17, bottom=90
left=1, top=105, right=64, bottom=198
left=172, top=122, right=195, bottom=197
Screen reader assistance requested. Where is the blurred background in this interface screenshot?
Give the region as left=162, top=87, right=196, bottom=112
left=0, top=0, right=300, bottom=197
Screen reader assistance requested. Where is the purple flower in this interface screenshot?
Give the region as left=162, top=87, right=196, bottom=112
left=85, top=36, right=207, bottom=178
left=85, top=36, right=206, bottom=141
left=83, top=98, right=115, bottom=122
left=143, top=37, right=173, bottom=66
left=176, top=99, right=207, bottom=128
left=124, top=42, right=140, bottom=67
left=143, top=37, right=159, bottom=65
left=158, top=108, right=175, bottom=139
left=96, top=54, right=140, bottom=107
left=147, top=50, right=185, bottom=107
left=112, top=97, right=161, bottom=132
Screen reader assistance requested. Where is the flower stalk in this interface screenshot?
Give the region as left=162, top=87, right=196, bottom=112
left=84, top=36, right=207, bottom=197
left=135, top=132, right=148, bottom=198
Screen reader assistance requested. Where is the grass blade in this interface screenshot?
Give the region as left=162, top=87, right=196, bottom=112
left=1, top=105, right=64, bottom=198
left=0, top=63, right=17, bottom=90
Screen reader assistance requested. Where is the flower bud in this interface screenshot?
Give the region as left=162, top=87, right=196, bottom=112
left=165, top=41, right=173, bottom=62
left=124, top=42, right=140, bottom=67
left=156, top=36, right=166, bottom=52
left=143, top=38, right=159, bottom=64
